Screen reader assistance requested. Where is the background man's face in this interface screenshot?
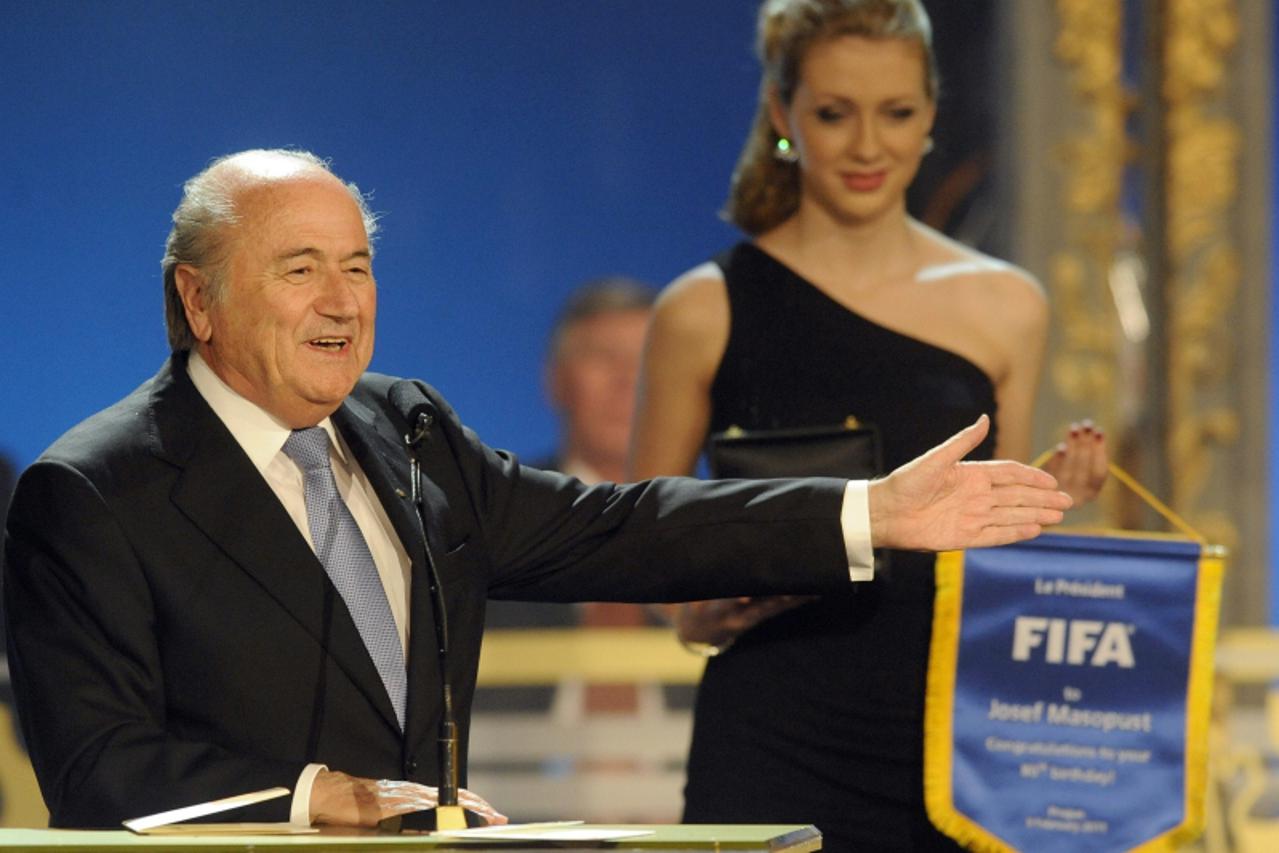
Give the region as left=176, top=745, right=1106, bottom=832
left=548, top=308, right=648, bottom=468
left=195, top=175, right=377, bottom=427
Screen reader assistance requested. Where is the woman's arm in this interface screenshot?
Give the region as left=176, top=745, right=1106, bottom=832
left=629, top=266, right=810, bottom=649
left=629, top=265, right=730, bottom=480
left=987, top=270, right=1049, bottom=464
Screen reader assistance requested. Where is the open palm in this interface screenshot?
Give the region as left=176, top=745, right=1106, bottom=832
left=869, top=415, right=1072, bottom=552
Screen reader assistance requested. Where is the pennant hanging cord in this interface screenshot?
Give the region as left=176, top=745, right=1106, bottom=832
left=1029, top=450, right=1206, bottom=544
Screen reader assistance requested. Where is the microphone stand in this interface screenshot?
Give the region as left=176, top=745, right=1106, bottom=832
left=410, top=451, right=467, bottom=831
left=383, top=409, right=477, bottom=832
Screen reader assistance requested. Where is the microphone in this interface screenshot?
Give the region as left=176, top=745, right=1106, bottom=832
left=388, top=380, right=436, bottom=447
left=384, top=381, right=481, bottom=832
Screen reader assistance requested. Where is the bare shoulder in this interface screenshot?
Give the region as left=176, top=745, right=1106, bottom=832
left=638, top=261, right=732, bottom=388
left=913, top=223, right=1047, bottom=327
left=659, top=262, right=728, bottom=312
left=651, top=262, right=730, bottom=343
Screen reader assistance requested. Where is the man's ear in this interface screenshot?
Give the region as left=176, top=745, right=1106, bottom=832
left=767, top=86, right=793, bottom=141
left=544, top=358, right=567, bottom=412
left=174, top=265, right=214, bottom=343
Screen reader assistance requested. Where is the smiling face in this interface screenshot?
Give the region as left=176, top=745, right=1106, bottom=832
left=772, top=34, right=936, bottom=227
left=175, top=171, right=376, bottom=427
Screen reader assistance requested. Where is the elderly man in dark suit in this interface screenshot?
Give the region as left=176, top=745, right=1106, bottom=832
left=3, top=149, right=1070, bottom=830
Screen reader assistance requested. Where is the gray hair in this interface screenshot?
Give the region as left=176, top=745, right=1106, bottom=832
left=548, top=277, right=656, bottom=360
left=160, top=149, right=380, bottom=352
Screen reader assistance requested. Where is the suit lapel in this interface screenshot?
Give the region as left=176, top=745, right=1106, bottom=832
left=151, top=358, right=401, bottom=735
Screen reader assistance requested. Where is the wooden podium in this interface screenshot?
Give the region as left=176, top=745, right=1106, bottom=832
left=0, top=824, right=821, bottom=851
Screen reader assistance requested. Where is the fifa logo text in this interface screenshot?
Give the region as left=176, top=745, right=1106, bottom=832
left=1011, top=617, right=1136, bottom=668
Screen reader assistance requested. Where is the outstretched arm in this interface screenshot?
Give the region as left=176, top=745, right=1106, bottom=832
left=868, top=415, right=1071, bottom=551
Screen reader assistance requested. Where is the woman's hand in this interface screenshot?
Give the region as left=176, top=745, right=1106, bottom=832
left=676, top=596, right=815, bottom=650
left=1043, top=420, right=1109, bottom=506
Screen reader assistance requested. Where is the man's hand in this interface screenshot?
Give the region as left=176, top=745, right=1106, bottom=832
left=868, top=415, right=1071, bottom=551
left=309, top=769, right=508, bottom=827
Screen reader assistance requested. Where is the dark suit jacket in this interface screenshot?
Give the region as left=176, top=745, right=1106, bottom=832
left=3, top=354, right=850, bottom=827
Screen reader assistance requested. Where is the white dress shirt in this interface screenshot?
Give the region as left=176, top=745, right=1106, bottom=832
left=842, top=481, right=874, bottom=582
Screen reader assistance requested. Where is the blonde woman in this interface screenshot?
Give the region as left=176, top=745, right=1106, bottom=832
left=630, top=1, right=1106, bottom=849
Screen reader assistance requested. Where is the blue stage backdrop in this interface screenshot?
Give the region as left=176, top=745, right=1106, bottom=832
left=0, top=1, right=759, bottom=469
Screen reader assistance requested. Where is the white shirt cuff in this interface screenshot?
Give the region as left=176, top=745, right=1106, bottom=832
left=841, top=480, right=874, bottom=582
left=291, top=763, right=328, bottom=826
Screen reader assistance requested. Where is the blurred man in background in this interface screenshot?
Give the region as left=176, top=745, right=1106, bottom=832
left=481, top=279, right=658, bottom=714
left=538, top=278, right=654, bottom=483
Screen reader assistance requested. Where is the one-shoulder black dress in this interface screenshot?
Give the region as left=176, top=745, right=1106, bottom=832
left=681, top=243, right=997, bottom=852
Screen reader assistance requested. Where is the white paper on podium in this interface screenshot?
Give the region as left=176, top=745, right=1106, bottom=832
left=434, top=822, right=653, bottom=842
left=123, top=786, right=315, bottom=834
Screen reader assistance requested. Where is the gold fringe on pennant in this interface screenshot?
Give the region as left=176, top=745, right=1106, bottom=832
left=923, top=550, right=1018, bottom=853
left=1128, top=551, right=1224, bottom=851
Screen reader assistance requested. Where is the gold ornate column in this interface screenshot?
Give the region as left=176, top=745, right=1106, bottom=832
left=1041, top=0, right=1134, bottom=526
left=1009, top=0, right=1270, bottom=624
left=1048, top=0, right=1125, bottom=408
left=1163, top=2, right=1241, bottom=555
left=1161, top=0, right=1270, bottom=624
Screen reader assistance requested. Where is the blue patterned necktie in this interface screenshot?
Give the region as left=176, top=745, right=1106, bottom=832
left=283, top=427, right=406, bottom=730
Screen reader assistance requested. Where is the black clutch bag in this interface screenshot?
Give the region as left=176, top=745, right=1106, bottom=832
left=707, top=416, right=882, bottom=481
left=708, top=417, right=888, bottom=580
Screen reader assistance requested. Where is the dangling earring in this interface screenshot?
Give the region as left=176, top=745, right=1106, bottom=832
left=773, top=137, right=800, bottom=164
left=922, top=136, right=935, bottom=155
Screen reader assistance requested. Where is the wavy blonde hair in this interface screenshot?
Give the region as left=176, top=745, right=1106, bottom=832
left=725, top=0, right=938, bottom=235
